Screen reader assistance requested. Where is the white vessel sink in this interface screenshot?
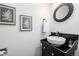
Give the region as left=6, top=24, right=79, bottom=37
left=47, top=36, right=66, bottom=47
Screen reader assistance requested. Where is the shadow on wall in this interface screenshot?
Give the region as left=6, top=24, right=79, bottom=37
left=34, top=46, right=42, bottom=56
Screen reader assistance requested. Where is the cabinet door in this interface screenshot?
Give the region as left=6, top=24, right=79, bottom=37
left=42, top=45, right=50, bottom=56
left=42, top=45, right=53, bottom=56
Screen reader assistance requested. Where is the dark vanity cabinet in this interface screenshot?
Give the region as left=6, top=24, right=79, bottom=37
left=41, top=32, right=78, bottom=56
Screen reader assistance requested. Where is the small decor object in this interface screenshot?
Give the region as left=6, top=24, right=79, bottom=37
left=20, top=15, right=32, bottom=31
left=0, top=4, right=16, bottom=25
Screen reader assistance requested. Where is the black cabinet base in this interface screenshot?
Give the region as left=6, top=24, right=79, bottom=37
left=41, top=39, right=77, bottom=56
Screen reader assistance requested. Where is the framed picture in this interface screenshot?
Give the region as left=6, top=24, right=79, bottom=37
left=20, top=15, right=32, bottom=31
left=0, top=4, right=16, bottom=25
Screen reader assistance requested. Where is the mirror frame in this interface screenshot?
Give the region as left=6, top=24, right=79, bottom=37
left=53, top=3, right=74, bottom=22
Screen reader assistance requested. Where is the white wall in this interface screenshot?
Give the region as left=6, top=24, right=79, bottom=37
left=0, top=3, right=50, bottom=56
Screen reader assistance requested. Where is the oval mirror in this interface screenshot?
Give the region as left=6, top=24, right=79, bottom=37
left=53, top=3, right=74, bottom=22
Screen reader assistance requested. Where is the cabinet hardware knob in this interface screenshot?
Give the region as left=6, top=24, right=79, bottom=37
left=51, top=53, right=54, bottom=56
left=43, top=47, right=45, bottom=49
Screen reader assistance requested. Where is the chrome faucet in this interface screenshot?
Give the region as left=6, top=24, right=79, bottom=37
left=56, top=32, right=60, bottom=36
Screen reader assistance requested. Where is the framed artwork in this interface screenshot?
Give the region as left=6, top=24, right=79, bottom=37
left=0, top=4, right=16, bottom=25
left=20, top=15, right=32, bottom=31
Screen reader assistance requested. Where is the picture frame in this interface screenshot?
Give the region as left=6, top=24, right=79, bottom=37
left=20, top=15, right=32, bottom=31
left=0, top=4, right=16, bottom=25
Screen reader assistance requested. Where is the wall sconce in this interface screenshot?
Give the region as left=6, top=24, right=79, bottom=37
left=42, top=18, right=47, bottom=33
